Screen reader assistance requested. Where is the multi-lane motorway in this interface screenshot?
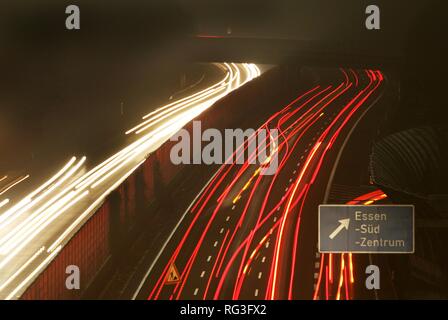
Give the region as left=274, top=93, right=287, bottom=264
left=138, top=68, right=385, bottom=300
left=0, top=63, right=260, bottom=299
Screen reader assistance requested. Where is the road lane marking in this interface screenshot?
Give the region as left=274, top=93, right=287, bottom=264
left=132, top=167, right=223, bottom=299
left=200, top=271, right=205, bottom=278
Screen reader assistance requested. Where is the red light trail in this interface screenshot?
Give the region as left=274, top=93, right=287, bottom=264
left=145, top=68, right=385, bottom=300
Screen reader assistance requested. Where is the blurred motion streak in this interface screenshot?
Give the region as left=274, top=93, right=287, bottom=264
left=0, top=63, right=260, bottom=299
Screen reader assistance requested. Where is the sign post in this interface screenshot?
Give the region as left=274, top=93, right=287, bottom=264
left=319, top=205, right=414, bottom=253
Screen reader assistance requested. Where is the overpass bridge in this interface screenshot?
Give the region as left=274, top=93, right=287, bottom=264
left=186, top=36, right=401, bottom=70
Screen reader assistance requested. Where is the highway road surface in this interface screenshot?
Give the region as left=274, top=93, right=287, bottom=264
left=137, top=68, right=386, bottom=300
left=0, top=63, right=260, bottom=299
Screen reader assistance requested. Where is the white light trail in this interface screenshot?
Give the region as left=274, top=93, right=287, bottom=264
left=0, top=63, right=260, bottom=299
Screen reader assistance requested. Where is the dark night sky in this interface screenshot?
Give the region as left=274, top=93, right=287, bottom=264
left=0, top=0, right=441, bottom=54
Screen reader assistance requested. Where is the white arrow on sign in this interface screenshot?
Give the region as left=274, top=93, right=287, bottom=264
left=329, top=218, right=350, bottom=240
